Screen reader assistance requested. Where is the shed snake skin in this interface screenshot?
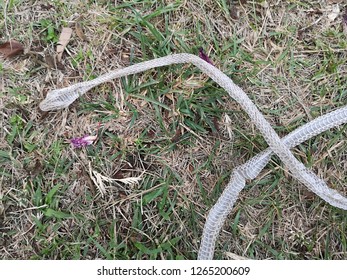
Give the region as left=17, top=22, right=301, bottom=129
left=39, top=53, right=347, bottom=259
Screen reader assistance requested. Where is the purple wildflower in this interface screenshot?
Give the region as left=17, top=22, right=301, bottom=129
left=198, top=47, right=214, bottom=65
left=70, top=135, right=97, bottom=148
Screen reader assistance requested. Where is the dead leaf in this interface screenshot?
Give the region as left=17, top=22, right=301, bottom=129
left=0, top=40, right=24, bottom=58
left=75, top=22, right=88, bottom=42
left=56, top=27, right=72, bottom=62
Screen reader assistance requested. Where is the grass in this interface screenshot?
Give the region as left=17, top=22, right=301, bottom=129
left=1, top=0, right=347, bottom=260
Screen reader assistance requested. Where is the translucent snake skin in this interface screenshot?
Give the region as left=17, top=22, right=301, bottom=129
left=39, top=53, right=347, bottom=259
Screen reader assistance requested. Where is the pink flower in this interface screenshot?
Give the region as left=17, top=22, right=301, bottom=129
left=70, top=135, right=97, bottom=148
left=198, top=47, right=214, bottom=65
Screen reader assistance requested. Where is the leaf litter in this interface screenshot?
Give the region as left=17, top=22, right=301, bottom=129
left=0, top=40, right=24, bottom=58
left=56, top=27, right=72, bottom=62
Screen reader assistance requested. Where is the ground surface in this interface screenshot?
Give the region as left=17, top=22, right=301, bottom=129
left=1, top=0, right=347, bottom=260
